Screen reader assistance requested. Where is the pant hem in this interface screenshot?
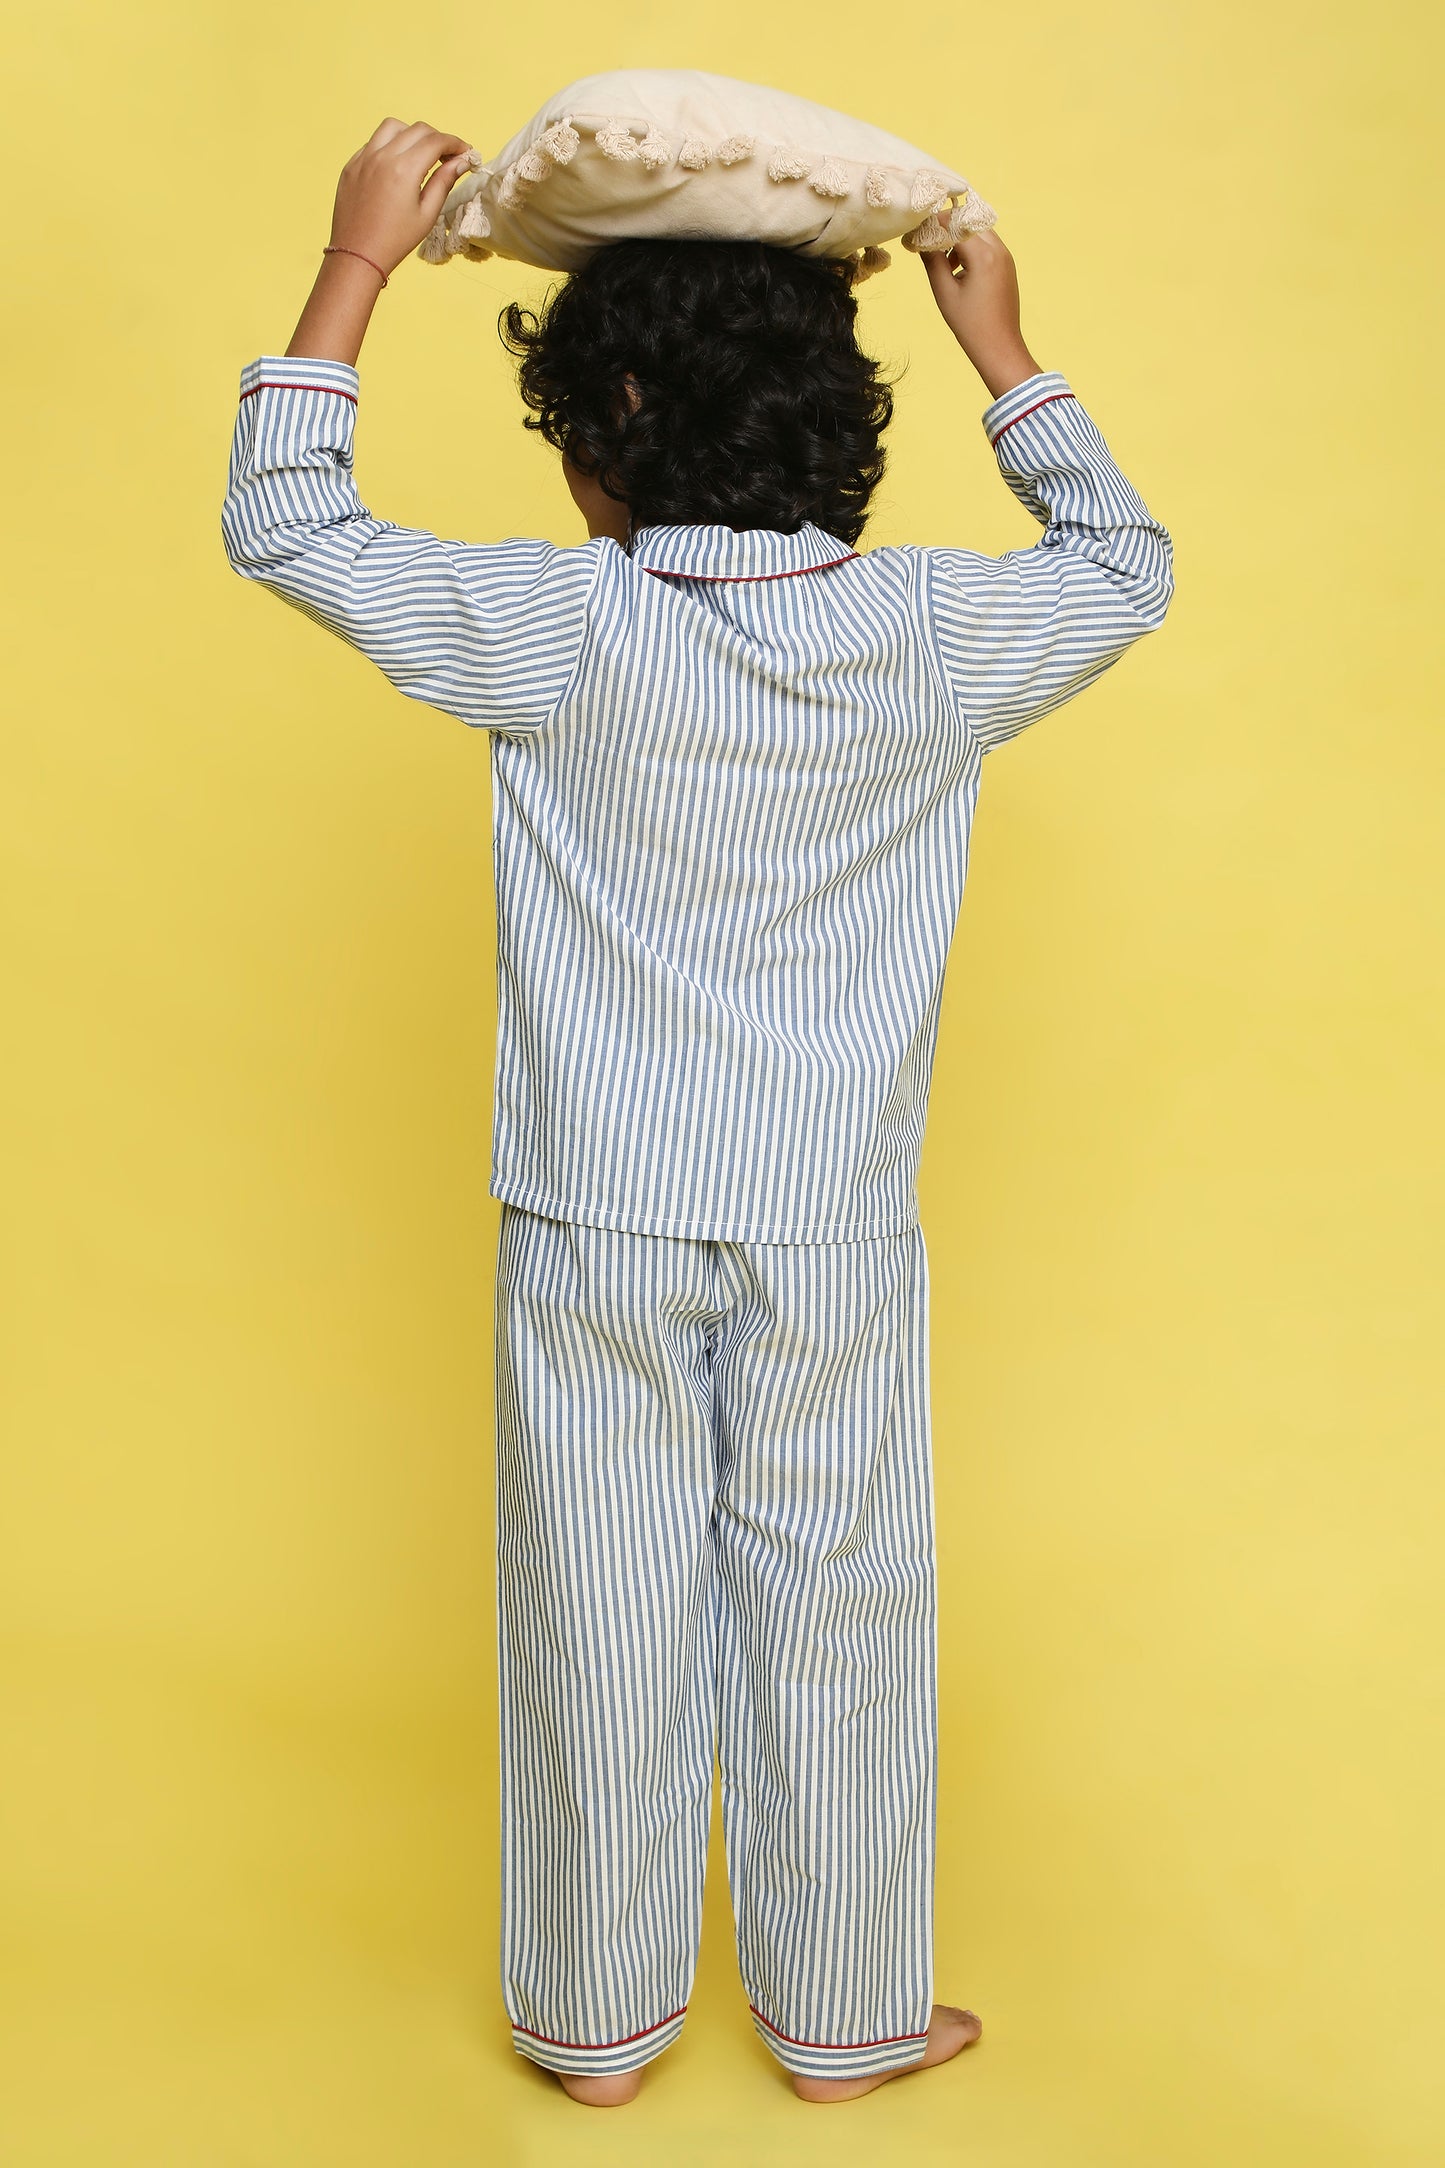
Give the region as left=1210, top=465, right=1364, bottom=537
left=748, top=2005, right=931, bottom=2079
left=510, top=2005, right=687, bottom=2076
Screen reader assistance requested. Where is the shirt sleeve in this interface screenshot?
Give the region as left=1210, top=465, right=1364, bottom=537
left=220, top=354, right=601, bottom=735
left=921, top=370, right=1176, bottom=755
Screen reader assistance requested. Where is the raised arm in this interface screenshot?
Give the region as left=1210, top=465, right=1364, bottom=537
left=219, top=118, right=599, bottom=735
left=917, top=232, right=1175, bottom=753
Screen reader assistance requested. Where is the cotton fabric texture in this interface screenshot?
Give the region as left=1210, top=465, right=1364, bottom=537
left=220, top=359, right=1174, bottom=1245
left=415, top=67, right=998, bottom=281
left=493, top=1202, right=937, bottom=2079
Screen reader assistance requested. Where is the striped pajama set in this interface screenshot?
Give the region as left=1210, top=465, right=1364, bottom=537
left=222, top=350, right=1174, bottom=2079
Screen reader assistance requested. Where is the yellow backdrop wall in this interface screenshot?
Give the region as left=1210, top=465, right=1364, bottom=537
left=3, top=4, right=1441, bottom=2163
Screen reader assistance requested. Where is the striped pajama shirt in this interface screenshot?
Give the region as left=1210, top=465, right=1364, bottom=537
left=222, top=345, right=1174, bottom=2076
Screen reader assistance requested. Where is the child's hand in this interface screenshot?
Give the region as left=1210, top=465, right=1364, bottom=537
left=921, top=230, right=1042, bottom=398
left=327, top=118, right=476, bottom=277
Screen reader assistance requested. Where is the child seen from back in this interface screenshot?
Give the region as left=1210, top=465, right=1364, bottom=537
left=221, top=118, right=1175, bottom=2110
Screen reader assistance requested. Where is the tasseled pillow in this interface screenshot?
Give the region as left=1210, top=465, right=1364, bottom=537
left=417, top=67, right=997, bottom=290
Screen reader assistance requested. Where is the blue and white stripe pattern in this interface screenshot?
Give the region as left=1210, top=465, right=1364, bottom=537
left=493, top=1201, right=936, bottom=2079
left=222, top=355, right=1173, bottom=1244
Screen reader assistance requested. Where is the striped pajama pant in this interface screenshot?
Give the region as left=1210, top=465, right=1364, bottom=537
left=493, top=1202, right=938, bottom=2081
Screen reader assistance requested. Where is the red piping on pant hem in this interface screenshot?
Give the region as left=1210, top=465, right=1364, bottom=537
left=512, top=2006, right=686, bottom=2050
left=749, top=2004, right=929, bottom=2051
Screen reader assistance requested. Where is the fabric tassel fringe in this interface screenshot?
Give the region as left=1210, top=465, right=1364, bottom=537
left=849, top=244, right=892, bottom=283
left=455, top=193, right=491, bottom=242
left=901, top=206, right=954, bottom=251
left=595, top=117, right=642, bottom=161
left=809, top=157, right=850, bottom=198
left=536, top=117, right=581, bottom=164
left=949, top=186, right=999, bottom=234
left=767, top=143, right=813, bottom=182
left=417, top=215, right=451, bottom=265
left=909, top=169, right=953, bottom=213
left=496, top=161, right=530, bottom=210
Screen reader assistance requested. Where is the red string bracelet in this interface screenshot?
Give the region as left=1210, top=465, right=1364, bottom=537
left=321, top=245, right=388, bottom=288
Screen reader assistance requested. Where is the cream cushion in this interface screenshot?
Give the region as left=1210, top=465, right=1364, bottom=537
left=417, top=68, right=996, bottom=285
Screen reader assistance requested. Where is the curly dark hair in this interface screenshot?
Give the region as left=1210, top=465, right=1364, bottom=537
left=497, top=238, right=903, bottom=545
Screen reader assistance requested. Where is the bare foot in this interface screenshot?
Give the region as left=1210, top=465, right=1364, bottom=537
left=557, top=2067, right=644, bottom=2107
left=791, top=2004, right=982, bottom=2103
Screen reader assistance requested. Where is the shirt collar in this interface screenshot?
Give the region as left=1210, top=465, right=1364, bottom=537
left=627, top=519, right=860, bottom=582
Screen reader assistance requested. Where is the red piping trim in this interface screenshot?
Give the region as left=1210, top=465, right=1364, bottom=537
left=240, top=381, right=357, bottom=405
left=988, top=390, right=1075, bottom=446
left=640, top=554, right=860, bottom=584
left=749, top=2004, right=928, bottom=2051
left=512, top=2005, right=687, bottom=2051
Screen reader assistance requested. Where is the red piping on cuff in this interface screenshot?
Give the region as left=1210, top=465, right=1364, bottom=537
left=512, top=2005, right=687, bottom=2051
left=749, top=2004, right=929, bottom=2051
left=987, top=390, right=1076, bottom=446
left=240, top=381, right=358, bottom=405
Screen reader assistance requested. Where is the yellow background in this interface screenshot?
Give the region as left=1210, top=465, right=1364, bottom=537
left=3, top=4, right=1441, bottom=2162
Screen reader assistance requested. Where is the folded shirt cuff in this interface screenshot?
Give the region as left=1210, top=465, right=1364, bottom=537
left=981, top=369, right=1075, bottom=446
left=238, top=353, right=361, bottom=399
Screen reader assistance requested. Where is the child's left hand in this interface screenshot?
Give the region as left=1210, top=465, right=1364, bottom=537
left=327, top=118, right=475, bottom=277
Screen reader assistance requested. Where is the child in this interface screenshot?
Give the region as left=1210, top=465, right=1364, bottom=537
left=221, top=118, right=1175, bottom=2110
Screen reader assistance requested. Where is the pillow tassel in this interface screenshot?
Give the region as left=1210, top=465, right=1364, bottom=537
left=767, top=144, right=812, bottom=182
left=516, top=144, right=553, bottom=183
left=901, top=208, right=953, bottom=251
left=677, top=132, right=713, bottom=169
left=595, top=118, right=642, bottom=161
left=714, top=134, right=756, bottom=165
left=949, top=186, right=999, bottom=235
left=849, top=244, right=892, bottom=284
left=909, top=169, right=953, bottom=213
left=497, top=161, right=531, bottom=210
left=637, top=123, right=672, bottom=170
left=863, top=166, right=893, bottom=208
left=455, top=193, right=492, bottom=242
left=416, top=214, right=453, bottom=266
left=536, top=116, right=581, bottom=164
left=809, top=157, right=851, bottom=199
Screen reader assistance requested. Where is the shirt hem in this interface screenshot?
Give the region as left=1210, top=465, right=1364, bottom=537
left=488, top=1175, right=920, bottom=1246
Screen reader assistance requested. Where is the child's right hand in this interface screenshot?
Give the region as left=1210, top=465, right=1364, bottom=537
left=920, top=230, right=1043, bottom=398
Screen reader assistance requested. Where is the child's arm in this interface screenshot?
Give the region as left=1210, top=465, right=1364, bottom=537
left=221, top=356, right=599, bottom=734
left=220, top=118, right=600, bottom=735
left=917, top=234, right=1175, bottom=754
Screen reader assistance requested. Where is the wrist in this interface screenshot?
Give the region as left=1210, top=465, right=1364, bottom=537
left=971, top=343, right=1044, bottom=401
left=321, top=243, right=390, bottom=288
left=283, top=248, right=385, bottom=365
